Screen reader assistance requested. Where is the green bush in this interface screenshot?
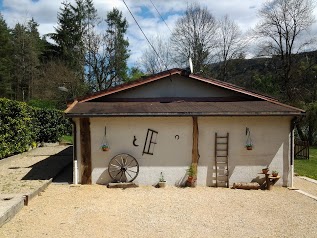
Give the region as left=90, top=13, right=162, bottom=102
left=32, top=108, right=71, bottom=142
left=0, top=98, right=33, bottom=159
left=0, top=98, right=72, bottom=159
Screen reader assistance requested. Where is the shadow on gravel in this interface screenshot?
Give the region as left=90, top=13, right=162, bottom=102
left=53, top=163, right=73, bottom=184
left=22, top=146, right=73, bottom=181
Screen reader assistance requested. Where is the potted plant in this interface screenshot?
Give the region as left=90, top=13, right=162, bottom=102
left=262, top=167, right=269, bottom=174
left=158, top=172, right=166, bottom=188
left=101, top=144, right=110, bottom=151
left=186, top=165, right=197, bottom=187
left=272, top=170, right=279, bottom=177
left=246, top=143, right=253, bottom=150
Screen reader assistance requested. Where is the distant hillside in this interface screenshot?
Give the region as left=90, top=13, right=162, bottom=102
left=208, top=50, right=317, bottom=100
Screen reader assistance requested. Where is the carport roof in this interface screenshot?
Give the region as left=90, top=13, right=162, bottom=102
left=65, top=101, right=304, bottom=117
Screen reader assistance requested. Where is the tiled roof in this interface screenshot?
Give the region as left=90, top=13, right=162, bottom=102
left=65, top=68, right=305, bottom=116
left=66, top=101, right=303, bottom=117
left=76, top=68, right=278, bottom=103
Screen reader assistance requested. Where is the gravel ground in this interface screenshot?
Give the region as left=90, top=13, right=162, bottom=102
left=1, top=146, right=317, bottom=237
left=0, top=184, right=317, bottom=238
left=0, top=146, right=72, bottom=194
left=294, top=176, right=317, bottom=197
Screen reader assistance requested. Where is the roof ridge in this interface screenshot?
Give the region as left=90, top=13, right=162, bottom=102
left=77, top=68, right=183, bottom=102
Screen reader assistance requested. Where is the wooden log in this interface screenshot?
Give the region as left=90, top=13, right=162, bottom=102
left=80, top=118, right=92, bottom=184
left=191, top=116, right=199, bottom=182
left=232, top=182, right=260, bottom=190
left=107, top=183, right=139, bottom=189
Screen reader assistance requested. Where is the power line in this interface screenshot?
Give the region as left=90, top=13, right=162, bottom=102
left=148, top=0, right=183, bottom=71
left=122, top=0, right=168, bottom=71
left=148, top=0, right=172, bottom=33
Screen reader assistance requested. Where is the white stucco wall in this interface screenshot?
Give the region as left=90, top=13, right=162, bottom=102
left=75, top=116, right=292, bottom=187
left=198, top=117, right=291, bottom=187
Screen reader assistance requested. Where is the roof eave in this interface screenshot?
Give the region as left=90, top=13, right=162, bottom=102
left=65, top=112, right=305, bottom=118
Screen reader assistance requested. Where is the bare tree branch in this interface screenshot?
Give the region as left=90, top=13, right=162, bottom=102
left=255, top=0, right=315, bottom=101
left=170, top=3, right=218, bottom=73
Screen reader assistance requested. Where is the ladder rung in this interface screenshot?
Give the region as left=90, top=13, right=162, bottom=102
left=216, top=136, right=228, bottom=138
left=217, top=175, right=228, bottom=177
left=216, top=149, right=227, bottom=151
left=216, top=161, right=227, bottom=164
left=216, top=155, right=227, bottom=158
left=217, top=142, right=228, bottom=145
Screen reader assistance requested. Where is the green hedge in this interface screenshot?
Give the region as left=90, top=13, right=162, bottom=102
left=32, top=108, right=71, bottom=143
left=0, top=99, right=33, bottom=159
left=0, top=98, right=71, bottom=159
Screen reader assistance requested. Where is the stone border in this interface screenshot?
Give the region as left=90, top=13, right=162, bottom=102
left=0, top=178, right=53, bottom=228
left=23, top=179, right=53, bottom=206
left=0, top=145, right=72, bottom=228
left=298, top=176, right=317, bottom=185
left=0, top=196, right=24, bottom=228
left=296, top=190, right=317, bottom=201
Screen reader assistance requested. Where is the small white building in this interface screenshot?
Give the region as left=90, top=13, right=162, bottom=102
left=65, top=68, right=304, bottom=188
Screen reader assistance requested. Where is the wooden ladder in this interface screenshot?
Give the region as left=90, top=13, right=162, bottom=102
left=215, top=133, right=229, bottom=188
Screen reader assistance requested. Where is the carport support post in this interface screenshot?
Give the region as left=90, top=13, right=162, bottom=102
left=80, top=118, right=92, bottom=184
left=191, top=116, right=199, bottom=182
left=290, top=118, right=296, bottom=188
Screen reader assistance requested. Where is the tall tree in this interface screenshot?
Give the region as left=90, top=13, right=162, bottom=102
left=82, top=0, right=98, bottom=86
left=86, top=8, right=129, bottom=91
left=0, top=14, right=13, bottom=98
left=106, top=8, right=129, bottom=85
left=217, top=15, right=245, bottom=81
left=50, top=0, right=131, bottom=92
left=26, top=18, right=42, bottom=100
left=255, top=0, right=315, bottom=101
left=170, top=3, right=218, bottom=73
left=11, top=19, right=41, bottom=101
left=50, top=1, right=84, bottom=74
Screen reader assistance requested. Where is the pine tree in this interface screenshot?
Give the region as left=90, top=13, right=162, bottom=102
left=105, top=8, right=129, bottom=85
left=50, top=2, right=130, bottom=91
left=50, top=2, right=82, bottom=71
left=11, top=19, right=41, bottom=101
left=85, top=7, right=130, bottom=90
left=26, top=18, right=42, bottom=100
left=0, top=14, right=13, bottom=98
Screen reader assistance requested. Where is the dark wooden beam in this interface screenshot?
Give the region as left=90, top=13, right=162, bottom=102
left=80, top=118, right=92, bottom=184
left=191, top=116, right=199, bottom=180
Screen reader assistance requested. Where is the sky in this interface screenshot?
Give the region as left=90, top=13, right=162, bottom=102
left=0, top=0, right=316, bottom=67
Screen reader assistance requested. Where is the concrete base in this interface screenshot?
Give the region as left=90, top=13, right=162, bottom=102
left=0, top=194, right=24, bottom=228
left=107, top=182, right=138, bottom=189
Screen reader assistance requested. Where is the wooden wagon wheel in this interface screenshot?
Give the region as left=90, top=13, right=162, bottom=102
left=108, top=154, right=139, bottom=182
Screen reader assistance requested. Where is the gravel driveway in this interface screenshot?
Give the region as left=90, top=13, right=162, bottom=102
left=0, top=184, right=316, bottom=238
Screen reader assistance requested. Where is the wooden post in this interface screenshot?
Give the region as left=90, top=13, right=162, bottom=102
left=191, top=116, right=199, bottom=181
left=80, top=118, right=92, bottom=184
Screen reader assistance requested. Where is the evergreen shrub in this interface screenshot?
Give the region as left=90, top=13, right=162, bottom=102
left=0, top=98, right=71, bottom=159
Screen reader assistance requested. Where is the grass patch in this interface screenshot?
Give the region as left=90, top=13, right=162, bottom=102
left=295, top=146, right=317, bottom=180
left=59, top=135, right=73, bottom=144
